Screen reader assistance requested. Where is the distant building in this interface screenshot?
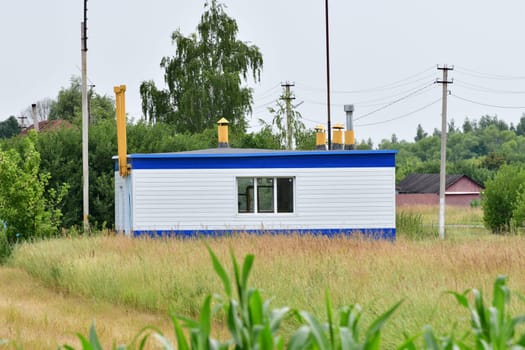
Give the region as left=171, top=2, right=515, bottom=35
left=396, top=174, right=483, bottom=207
left=20, top=120, right=72, bottom=135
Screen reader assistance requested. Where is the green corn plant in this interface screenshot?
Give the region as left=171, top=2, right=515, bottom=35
left=61, top=321, right=156, bottom=350
left=397, top=325, right=470, bottom=350
left=400, top=275, right=525, bottom=350
left=448, top=275, right=525, bottom=350
left=152, top=246, right=291, bottom=350
left=208, top=246, right=290, bottom=350
left=287, top=291, right=403, bottom=350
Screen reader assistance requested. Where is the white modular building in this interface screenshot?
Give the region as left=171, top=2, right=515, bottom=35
left=115, top=148, right=397, bottom=238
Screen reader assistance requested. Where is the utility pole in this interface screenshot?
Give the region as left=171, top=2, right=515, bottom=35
left=324, top=0, right=332, bottom=150
left=280, top=81, right=295, bottom=150
left=17, top=115, right=28, bottom=129
left=81, top=0, right=89, bottom=232
left=88, top=84, right=95, bottom=124
left=436, top=64, right=453, bottom=239
left=31, top=103, right=39, bottom=132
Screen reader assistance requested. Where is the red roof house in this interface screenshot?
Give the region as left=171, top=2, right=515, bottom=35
left=396, top=174, right=483, bottom=207
left=20, top=120, right=73, bottom=135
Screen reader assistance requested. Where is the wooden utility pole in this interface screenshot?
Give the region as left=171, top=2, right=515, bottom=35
left=437, top=64, right=453, bottom=239
left=324, top=0, right=332, bottom=150
left=280, top=82, right=295, bottom=150
left=81, top=0, right=89, bottom=232
left=31, top=103, right=39, bottom=132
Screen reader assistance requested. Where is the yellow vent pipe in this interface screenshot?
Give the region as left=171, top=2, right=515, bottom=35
left=217, top=118, right=229, bottom=148
left=315, top=124, right=326, bottom=150
left=114, top=85, right=130, bottom=177
left=332, top=123, right=344, bottom=150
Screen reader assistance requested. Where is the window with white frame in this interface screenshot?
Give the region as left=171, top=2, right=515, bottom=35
left=237, top=177, right=294, bottom=213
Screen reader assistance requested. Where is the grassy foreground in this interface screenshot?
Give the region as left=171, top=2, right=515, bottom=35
left=6, top=232, right=525, bottom=348
left=0, top=266, right=173, bottom=349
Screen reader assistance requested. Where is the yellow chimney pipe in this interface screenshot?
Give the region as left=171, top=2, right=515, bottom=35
left=217, top=118, right=229, bottom=148
left=344, top=129, right=355, bottom=150
left=314, top=124, right=326, bottom=150
left=332, top=123, right=344, bottom=150
left=114, top=85, right=130, bottom=177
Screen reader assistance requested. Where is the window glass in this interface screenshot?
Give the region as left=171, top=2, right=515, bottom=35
left=237, top=177, right=254, bottom=213
left=237, top=177, right=294, bottom=214
left=257, top=178, right=274, bottom=213
left=277, top=178, right=294, bottom=212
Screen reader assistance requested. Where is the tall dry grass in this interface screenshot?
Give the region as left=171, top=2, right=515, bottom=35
left=399, top=205, right=484, bottom=226
left=7, top=234, right=525, bottom=348
left=0, top=266, right=173, bottom=349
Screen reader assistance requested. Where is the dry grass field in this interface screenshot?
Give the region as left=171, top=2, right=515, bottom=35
left=3, top=229, right=525, bottom=348
left=1, top=206, right=524, bottom=348
left=0, top=266, right=173, bottom=349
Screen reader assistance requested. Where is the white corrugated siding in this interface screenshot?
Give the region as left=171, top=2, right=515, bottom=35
left=130, top=167, right=395, bottom=232
left=115, top=173, right=132, bottom=234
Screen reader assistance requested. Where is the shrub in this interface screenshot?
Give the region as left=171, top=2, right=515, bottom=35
left=482, top=164, right=525, bottom=233
left=0, top=133, right=68, bottom=258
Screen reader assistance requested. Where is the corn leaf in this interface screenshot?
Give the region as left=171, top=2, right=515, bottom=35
left=259, top=324, right=274, bottom=350
left=76, top=334, right=94, bottom=350
left=339, top=327, right=354, bottom=350
left=287, top=326, right=312, bottom=350
left=199, top=295, right=213, bottom=339
left=422, top=325, right=441, bottom=350
left=153, top=333, right=175, bottom=350
left=325, top=290, right=336, bottom=350
left=172, top=315, right=190, bottom=350
left=87, top=323, right=103, bottom=350
left=241, top=253, right=255, bottom=291
left=447, top=290, right=471, bottom=309
left=249, top=289, right=264, bottom=326
left=207, top=246, right=232, bottom=298
left=299, top=310, right=330, bottom=350
left=365, top=300, right=403, bottom=338
left=270, top=307, right=291, bottom=333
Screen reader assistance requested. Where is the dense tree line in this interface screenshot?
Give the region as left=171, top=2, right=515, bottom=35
left=378, top=114, right=525, bottom=186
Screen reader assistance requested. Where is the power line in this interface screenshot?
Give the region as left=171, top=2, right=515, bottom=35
left=354, top=82, right=436, bottom=121
left=333, top=72, right=436, bottom=94
left=355, top=98, right=441, bottom=127
left=455, top=65, right=525, bottom=80
left=454, top=80, right=525, bottom=94
left=353, top=80, right=436, bottom=107
left=253, top=83, right=281, bottom=101
left=252, top=99, right=278, bottom=111
left=301, top=80, right=435, bottom=109
left=451, top=94, right=525, bottom=109
left=296, top=70, right=436, bottom=94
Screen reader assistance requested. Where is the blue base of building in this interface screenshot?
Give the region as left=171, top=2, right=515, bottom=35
left=131, top=228, right=396, bottom=240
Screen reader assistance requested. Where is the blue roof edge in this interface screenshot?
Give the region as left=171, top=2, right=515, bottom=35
left=112, top=149, right=398, bottom=160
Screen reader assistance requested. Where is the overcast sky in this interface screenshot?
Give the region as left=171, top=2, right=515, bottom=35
left=2, top=1, right=525, bottom=145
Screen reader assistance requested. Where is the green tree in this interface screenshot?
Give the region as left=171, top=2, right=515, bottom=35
left=0, top=116, right=20, bottom=139
left=0, top=134, right=67, bottom=243
left=482, top=164, right=525, bottom=233
left=516, top=114, right=525, bottom=136
left=462, top=118, right=474, bottom=133
left=355, top=138, right=374, bottom=150
left=140, top=0, right=263, bottom=133
left=49, top=76, right=115, bottom=122
left=266, top=95, right=305, bottom=150
left=414, top=123, right=427, bottom=142
left=234, top=125, right=281, bottom=150
left=478, top=114, right=508, bottom=131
